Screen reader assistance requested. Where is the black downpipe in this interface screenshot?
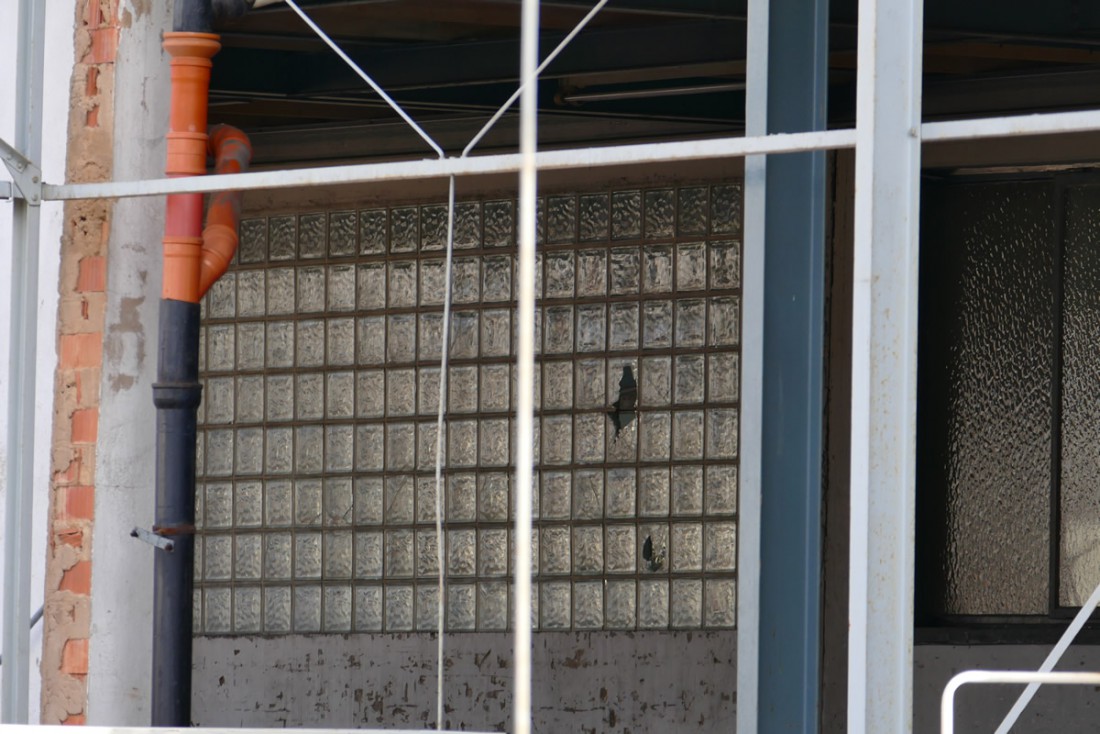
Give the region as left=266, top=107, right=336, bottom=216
left=174, top=0, right=252, bottom=32
left=151, top=299, right=202, bottom=726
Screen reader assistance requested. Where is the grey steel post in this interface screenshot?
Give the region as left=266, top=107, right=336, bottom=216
left=1, top=0, right=46, bottom=723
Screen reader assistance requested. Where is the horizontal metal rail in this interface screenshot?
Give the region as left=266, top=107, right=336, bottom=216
left=922, top=108, right=1100, bottom=142
left=941, top=670, right=1100, bottom=734
left=3, top=728, right=487, bottom=734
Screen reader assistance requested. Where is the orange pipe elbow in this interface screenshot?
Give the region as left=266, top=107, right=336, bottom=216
left=198, top=125, right=252, bottom=297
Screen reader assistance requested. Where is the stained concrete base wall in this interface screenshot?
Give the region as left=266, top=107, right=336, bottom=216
left=193, top=632, right=736, bottom=733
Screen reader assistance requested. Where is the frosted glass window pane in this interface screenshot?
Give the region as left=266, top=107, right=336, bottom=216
left=705, top=579, right=736, bottom=628
left=358, top=263, right=386, bottom=310
left=709, top=240, right=741, bottom=289
left=204, top=588, right=231, bottom=634
left=235, top=535, right=263, bottom=580
left=579, top=194, right=609, bottom=242
left=644, top=189, right=675, bottom=239
left=705, top=466, right=738, bottom=516
left=328, top=210, right=357, bottom=257
left=540, top=581, right=571, bottom=629
left=671, top=579, right=702, bottom=628
left=298, top=213, right=326, bottom=259
left=705, top=522, right=737, bottom=571
left=385, top=586, right=414, bottom=631
left=293, top=586, right=322, bottom=632
left=478, top=582, right=508, bottom=630
left=388, top=260, right=417, bottom=308
left=710, top=184, right=742, bottom=235
left=574, top=581, right=604, bottom=629
left=478, top=473, right=510, bottom=522
left=676, top=242, right=707, bottom=291
left=323, top=586, right=352, bottom=632
left=297, top=266, right=326, bottom=313
left=605, top=580, right=636, bottom=629
left=265, top=480, right=293, bottom=527
left=236, top=323, right=264, bottom=370
left=354, top=586, right=383, bottom=631
left=354, top=532, right=383, bottom=579
left=484, top=200, right=515, bottom=247
left=678, top=187, right=708, bottom=236
left=390, top=208, right=419, bottom=252
left=359, top=209, right=386, bottom=255
left=264, top=586, right=292, bottom=633
left=296, top=320, right=325, bottom=367
left=611, top=191, right=642, bottom=240
left=639, top=580, right=669, bottom=629
left=354, top=477, right=384, bottom=525
left=234, top=587, right=262, bottom=633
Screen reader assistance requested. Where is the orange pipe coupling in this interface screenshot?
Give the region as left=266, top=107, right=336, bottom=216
left=161, top=32, right=252, bottom=303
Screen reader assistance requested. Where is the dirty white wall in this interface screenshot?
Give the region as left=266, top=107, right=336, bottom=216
left=0, top=0, right=74, bottom=722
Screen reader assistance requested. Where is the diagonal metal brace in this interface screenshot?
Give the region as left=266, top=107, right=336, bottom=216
left=0, top=136, right=42, bottom=205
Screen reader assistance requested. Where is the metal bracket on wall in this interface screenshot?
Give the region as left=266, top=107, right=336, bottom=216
left=0, top=136, right=42, bottom=205
left=131, top=526, right=176, bottom=553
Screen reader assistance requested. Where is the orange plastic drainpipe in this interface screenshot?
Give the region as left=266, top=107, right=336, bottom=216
left=162, top=31, right=252, bottom=303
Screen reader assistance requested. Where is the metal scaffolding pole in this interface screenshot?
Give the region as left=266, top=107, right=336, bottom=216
left=1, top=0, right=46, bottom=723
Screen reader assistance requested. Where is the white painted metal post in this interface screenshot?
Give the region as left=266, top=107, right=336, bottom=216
left=847, top=0, right=923, bottom=731
left=1, top=0, right=45, bottom=722
left=736, top=0, right=768, bottom=731
left=513, top=1, right=539, bottom=734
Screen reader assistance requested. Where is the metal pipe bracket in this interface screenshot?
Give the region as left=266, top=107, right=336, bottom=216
left=131, top=526, right=176, bottom=552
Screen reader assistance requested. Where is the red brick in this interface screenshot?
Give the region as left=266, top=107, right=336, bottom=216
left=76, top=256, right=105, bottom=292
left=84, top=67, right=99, bottom=97
left=82, top=0, right=102, bottom=28
left=70, top=408, right=98, bottom=444
left=60, top=561, right=92, bottom=595
left=56, top=527, right=85, bottom=549
left=62, top=713, right=86, bottom=726
left=84, top=27, right=119, bottom=64
left=59, top=333, right=102, bottom=370
left=61, top=638, right=89, bottom=675
left=64, top=486, right=95, bottom=521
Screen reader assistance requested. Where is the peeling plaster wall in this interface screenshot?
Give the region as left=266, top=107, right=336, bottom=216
left=194, top=632, right=735, bottom=732
left=84, top=0, right=170, bottom=725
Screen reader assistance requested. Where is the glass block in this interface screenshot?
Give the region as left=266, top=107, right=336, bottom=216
left=264, top=321, right=293, bottom=369
left=675, top=355, right=706, bottom=404
left=564, top=470, right=600, bottom=521
left=265, top=480, right=293, bottom=526
left=207, top=273, right=236, bottom=318
left=709, top=296, right=740, bottom=346
left=388, top=260, right=418, bottom=308
left=709, top=352, right=739, bottom=404
left=386, top=368, right=416, bottom=417
left=324, top=265, right=356, bottom=314
left=358, top=263, right=386, bottom=310
left=269, top=216, right=296, bottom=260
left=297, top=266, right=326, bottom=313
left=359, top=209, right=387, bottom=255
left=675, top=299, right=706, bottom=347
left=608, top=302, right=639, bottom=351
left=705, top=522, right=737, bottom=571
left=576, top=304, right=606, bottom=352
left=418, top=313, right=444, bottom=362
left=205, top=377, right=234, bottom=425
left=545, top=251, right=575, bottom=298
left=385, top=586, right=414, bottom=631
left=420, top=204, right=447, bottom=251
left=671, top=579, right=703, bottom=629
left=321, top=372, right=353, bottom=420
left=196, top=436, right=205, bottom=478
left=672, top=465, right=704, bottom=516
left=454, top=202, right=481, bottom=248
left=446, top=473, right=476, bottom=523
left=355, top=531, right=384, bottom=579
left=451, top=257, right=480, bottom=304
left=676, top=187, right=708, bottom=236
left=298, top=213, right=326, bottom=259
left=643, top=301, right=673, bottom=348
left=234, top=376, right=263, bottom=424
left=293, top=373, right=322, bottom=422
left=606, top=468, right=636, bottom=518
left=417, top=530, right=440, bottom=578
left=204, top=535, right=232, bottom=580
left=707, top=409, right=739, bottom=459
left=565, top=582, right=601, bottom=631
left=386, top=423, right=416, bottom=471
left=293, top=586, right=322, bottom=632
left=541, top=471, right=571, bottom=521
left=479, top=582, right=509, bottom=630
left=709, top=240, right=740, bottom=289
left=416, top=586, right=440, bottom=631
left=677, top=242, right=707, bottom=292
left=326, top=210, right=357, bottom=257
left=540, top=361, right=572, bottom=410
left=239, top=218, right=267, bottom=263
left=324, top=531, right=353, bottom=578
left=705, top=579, right=736, bottom=628
left=266, top=268, right=295, bottom=316
left=540, top=526, right=571, bottom=576
left=450, top=311, right=479, bottom=360
left=234, top=587, right=262, bottom=633
left=417, top=367, right=440, bottom=417
left=295, top=478, right=323, bottom=526
left=573, top=526, right=603, bottom=575
left=639, top=467, right=670, bottom=517
left=483, top=255, right=512, bottom=302
left=439, top=366, right=475, bottom=417
left=390, top=207, right=418, bottom=253
left=639, top=579, right=669, bottom=629
left=644, top=189, right=676, bottom=239
left=295, top=424, right=323, bottom=474
left=672, top=523, right=703, bottom=572
left=639, top=412, right=671, bottom=462
left=639, top=522, right=669, bottom=574
left=611, top=190, right=642, bottom=240
left=605, top=580, right=636, bottom=629
left=385, top=475, right=414, bottom=523
left=205, top=429, right=233, bottom=476
left=264, top=586, right=292, bottom=633
left=672, top=411, right=705, bottom=460
left=609, top=247, right=640, bottom=295
left=237, top=271, right=265, bottom=318
left=705, top=466, right=738, bottom=516
left=294, top=533, right=322, bottom=579
left=328, top=318, right=356, bottom=367
left=263, top=533, right=292, bottom=579
left=540, top=305, right=572, bottom=355
left=354, top=477, right=384, bottom=525
left=480, top=364, right=510, bottom=413
left=438, top=420, right=473, bottom=468
left=204, top=587, right=231, bottom=634
left=480, top=419, right=509, bottom=467
left=479, top=529, right=508, bottom=577
left=546, top=195, right=576, bottom=244
left=414, top=476, right=439, bottom=524
left=479, top=473, right=510, bottom=522
left=448, top=529, right=477, bottom=577
left=578, top=193, right=609, bottom=242
left=323, top=586, right=353, bottom=632
left=417, top=422, right=445, bottom=471
left=484, top=199, right=514, bottom=247
left=541, top=414, right=572, bottom=465
left=711, top=183, right=742, bottom=235
left=638, top=356, right=671, bottom=407
left=205, top=483, right=232, bottom=529
left=236, top=322, right=265, bottom=370
left=207, top=325, right=235, bottom=372
left=540, top=581, right=571, bottom=629
left=355, top=424, right=384, bottom=472
left=236, top=428, right=263, bottom=475
left=574, top=414, right=606, bottom=464
left=385, top=530, right=415, bottom=578
left=387, top=314, right=417, bottom=364
left=260, top=380, right=291, bottom=426
left=296, top=320, right=325, bottom=368
left=235, top=480, right=263, bottom=527
left=324, top=477, right=353, bottom=527
left=354, top=585, right=384, bottom=631
left=606, top=405, right=638, bottom=463
left=606, top=525, right=635, bottom=574
left=356, top=316, right=385, bottom=365
left=576, top=249, right=607, bottom=297
left=448, top=584, right=477, bottom=631
left=573, top=359, right=605, bottom=410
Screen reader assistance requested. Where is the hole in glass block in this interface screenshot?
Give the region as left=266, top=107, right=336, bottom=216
left=608, top=365, right=637, bottom=438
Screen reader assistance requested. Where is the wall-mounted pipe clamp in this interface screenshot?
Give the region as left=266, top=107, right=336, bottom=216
left=131, top=526, right=176, bottom=552
left=0, top=136, right=42, bottom=205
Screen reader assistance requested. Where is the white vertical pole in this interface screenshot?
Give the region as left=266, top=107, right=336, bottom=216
left=1, top=0, right=45, bottom=722
left=737, top=0, right=768, bottom=731
left=847, top=0, right=923, bottom=731
left=513, top=1, right=539, bottom=733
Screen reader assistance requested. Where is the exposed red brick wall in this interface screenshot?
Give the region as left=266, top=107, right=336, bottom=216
left=41, top=0, right=121, bottom=723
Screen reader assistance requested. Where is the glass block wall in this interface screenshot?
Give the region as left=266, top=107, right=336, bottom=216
left=194, top=184, right=742, bottom=635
